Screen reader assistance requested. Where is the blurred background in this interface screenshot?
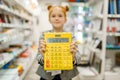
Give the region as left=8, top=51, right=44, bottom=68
left=0, top=0, right=120, bottom=80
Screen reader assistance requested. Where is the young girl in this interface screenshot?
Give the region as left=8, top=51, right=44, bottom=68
left=36, top=5, right=80, bottom=80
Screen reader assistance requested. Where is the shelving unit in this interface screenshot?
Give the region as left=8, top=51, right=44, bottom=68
left=81, top=0, right=119, bottom=80
left=78, top=0, right=119, bottom=80
left=78, top=0, right=120, bottom=80
left=104, top=0, right=120, bottom=80
left=84, top=0, right=106, bottom=80
left=68, top=0, right=105, bottom=80
left=0, top=0, right=38, bottom=80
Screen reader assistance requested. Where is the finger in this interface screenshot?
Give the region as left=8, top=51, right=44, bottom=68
left=40, top=39, right=46, bottom=43
left=40, top=49, right=44, bottom=55
left=41, top=47, right=46, bottom=51
left=71, top=45, right=76, bottom=49
left=72, top=53, right=75, bottom=57
left=40, top=48, right=45, bottom=55
left=40, top=44, right=46, bottom=48
left=70, top=48, right=77, bottom=54
left=40, top=40, right=45, bottom=42
left=40, top=41, right=46, bottom=49
left=39, top=46, right=45, bottom=53
left=72, top=41, right=77, bottom=44
left=71, top=42, right=77, bottom=47
left=72, top=53, right=76, bottom=61
left=40, top=41, right=46, bottom=46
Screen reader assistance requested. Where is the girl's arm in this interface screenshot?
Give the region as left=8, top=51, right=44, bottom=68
left=36, top=32, right=45, bottom=66
left=72, top=34, right=81, bottom=65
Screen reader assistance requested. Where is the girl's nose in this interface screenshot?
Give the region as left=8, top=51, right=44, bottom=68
left=55, top=17, right=59, bottom=20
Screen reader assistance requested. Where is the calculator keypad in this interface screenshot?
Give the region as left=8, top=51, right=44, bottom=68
left=44, top=44, right=73, bottom=70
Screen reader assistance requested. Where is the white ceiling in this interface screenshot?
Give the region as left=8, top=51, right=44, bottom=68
left=38, top=0, right=69, bottom=11
left=38, top=0, right=68, bottom=5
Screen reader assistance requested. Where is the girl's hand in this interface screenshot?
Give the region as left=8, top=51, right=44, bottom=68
left=39, top=40, right=46, bottom=57
left=70, top=41, right=77, bottom=61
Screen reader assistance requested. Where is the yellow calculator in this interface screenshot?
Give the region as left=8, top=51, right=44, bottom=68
left=44, top=32, right=73, bottom=70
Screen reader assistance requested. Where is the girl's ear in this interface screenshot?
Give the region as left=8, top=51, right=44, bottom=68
left=64, top=6, right=69, bottom=12
left=48, top=5, right=52, bottom=10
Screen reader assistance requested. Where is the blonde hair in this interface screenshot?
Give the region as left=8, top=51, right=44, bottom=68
left=47, top=5, right=69, bottom=18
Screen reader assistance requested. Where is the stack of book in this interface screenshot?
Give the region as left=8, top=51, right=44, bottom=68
left=108, top=0, right=120, bottom=14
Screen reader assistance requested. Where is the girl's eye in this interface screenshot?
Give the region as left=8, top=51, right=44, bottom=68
left=59, top=15, right=63, bottom=17
left=51, top=15, right=55, bottom=17
left=51, top=14, right=64, bottom=18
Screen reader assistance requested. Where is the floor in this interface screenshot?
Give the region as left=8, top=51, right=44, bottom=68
left=24, top=60, right=80, bottom=80
left=24, top=60, right=40, bottom=80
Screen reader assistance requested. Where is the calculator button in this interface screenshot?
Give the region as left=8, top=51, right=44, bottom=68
left=46, top=64, right=50, bottom=68
left=46, top=60, right=50, bottom=64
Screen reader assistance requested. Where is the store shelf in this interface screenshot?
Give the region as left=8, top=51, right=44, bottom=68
left=0, top=0, right=37, bottom=80
left=86, top=30, right=102, bottom=33
left=69, top=2, right=84, bottom=6
left=87, top=14, right=103, bottom=20
left=0, top=31, right=24, bottom=44
left=19, top=49, right=37, bottom=80
left=1, top=54, right=14, bottom=66
left=86, top=30, right=103, bottom=40
left=69, top=0, right=120, bottom=80
left=77, top=67, right=96, bottom=76
left=0, top=5, right=31, bottom=21
left=13, top=0, right=34, bottom=15
left=0, top=47, right=37, bottom=80
left=84, top=2, right=103, bottom=79
left=84, top=45, right=101, bottom=53
left=107, top=32, right=120, bottom=36
left=105, top=0, right=120, bottom=79
left=86, top=0, right=103, bottom=6
left=106, top=45, right=120, bottom=50
left=89, top=47, right=101, bottom=53
left=108, top=14, right=120, bottom=18
left=0, top=47, right=27, bottom=68
left=0, top=23, right=31, bottom=29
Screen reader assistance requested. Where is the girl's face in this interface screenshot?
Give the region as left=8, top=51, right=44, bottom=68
left=49, top=7, right=66, bottom=30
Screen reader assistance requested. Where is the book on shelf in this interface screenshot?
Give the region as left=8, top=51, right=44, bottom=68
left=109, top=0, right=120, bottom=14
left=117, top=0, right=120, bottom=14
left=0, top=0, right=5, bottom=5
left=0, top=14, right=5, bottom=23
left=0, top=13, right=25, bottom=27
left=109, top=0, right=115, bottom=14
left=107, top=19, right=120, bottom=32
left=113, top=0, right=117, bottom=14
left=6, top=15, right=11, bottom=23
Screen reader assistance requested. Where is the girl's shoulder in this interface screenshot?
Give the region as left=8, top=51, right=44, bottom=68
left=39, top=30, right=53, bottom=39
left=42, top=30, right=53, bottom=34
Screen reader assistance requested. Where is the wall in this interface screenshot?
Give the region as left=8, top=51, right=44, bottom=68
left=38, top=3, right=52, bottom=34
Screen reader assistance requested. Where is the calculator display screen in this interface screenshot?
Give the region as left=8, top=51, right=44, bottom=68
left=47, top=38, right=68, bottom=43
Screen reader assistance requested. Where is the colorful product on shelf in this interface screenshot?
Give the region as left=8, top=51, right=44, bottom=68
left=19, top=49, right=30, bottom=58
left=69, top=0, right=87, bottom=2
left=69, top=0, right=76, bottom=2
left=0, top=0, right=36, bottom=79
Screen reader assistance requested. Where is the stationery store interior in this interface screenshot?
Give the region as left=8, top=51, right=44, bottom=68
left=0, top=0, right=120, bottom=80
